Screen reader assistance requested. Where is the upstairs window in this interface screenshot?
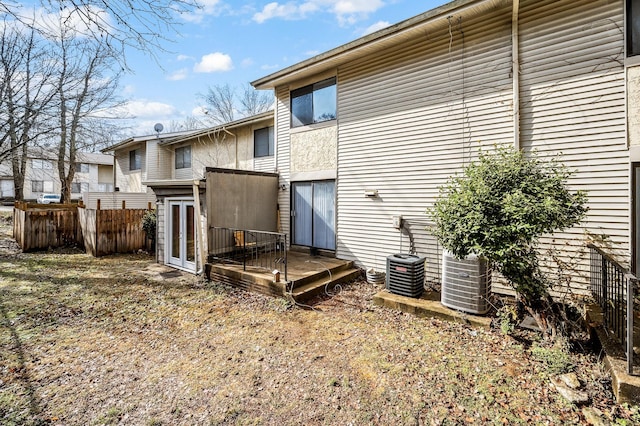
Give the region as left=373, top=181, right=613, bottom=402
left=129, top=149, right=141, bottom=171
left=71, top=182, right=89, bottom=193
left=75, top=163, right=89, bottom=173
left=32, top=159, right=53, bottom=169
left=291, top=77, right=336, bottom=127
left=254, top=126, right=274, bottom=158
left=175, top=145, right=192, bottom=169
left=630, top=0, right=640, bottom=56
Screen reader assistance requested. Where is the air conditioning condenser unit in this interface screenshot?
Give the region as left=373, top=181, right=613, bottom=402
left=386, top=253, right=425, bottom=298
left=441, top=250, right=490, bottom=314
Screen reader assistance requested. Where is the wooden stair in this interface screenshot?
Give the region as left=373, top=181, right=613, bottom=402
left=288, top=261, right=362, bottom=302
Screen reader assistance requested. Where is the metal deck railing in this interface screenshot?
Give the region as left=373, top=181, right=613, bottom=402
left=209, top=227, right=287, bottom=282
left=588, top=243, right=636, bottom=373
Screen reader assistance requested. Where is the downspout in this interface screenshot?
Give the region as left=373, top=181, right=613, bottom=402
left=221, top=127, right=238, bottom=169
left=193, top=179, right=206, bottom=274
left=512, top=0, right=520, bottom=150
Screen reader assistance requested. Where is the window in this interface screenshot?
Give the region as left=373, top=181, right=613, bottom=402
left=630, top=0, right=640, bottom=56
left=129, top=149, right=141, bottom=170
left=32, top=180, right=43, bottom=192
left=71, top=182, right=88, bottom=193
left=97, top=183, right=114, bottom=192
left=254, top=126, right=274, bottom=158
left=291, top=77, right=336, bottom=127
left=75, top=163, right=89, bottom=173
left=32, top=159, right=53, bottom=169
left=175, top=145, right=192, bottom=169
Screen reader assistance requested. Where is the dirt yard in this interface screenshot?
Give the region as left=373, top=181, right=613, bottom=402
left=0, top=212, right=637, bottom=425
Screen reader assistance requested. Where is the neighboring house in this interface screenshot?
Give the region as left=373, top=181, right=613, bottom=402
left=103, top=111, right=275, bottom=273
left=0, top=150, right=114, bottom=200
left=250, top=0, right=631, bottom=295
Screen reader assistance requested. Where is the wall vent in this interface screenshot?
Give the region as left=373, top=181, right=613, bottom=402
left=441, top=250, right=490, bottom=314
left=386, top=253, right=425, bottom=298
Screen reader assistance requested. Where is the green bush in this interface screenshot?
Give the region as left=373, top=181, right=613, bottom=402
left=431, top=146, right=587, bottom=340
left=142, top=209, right=156, bottom=244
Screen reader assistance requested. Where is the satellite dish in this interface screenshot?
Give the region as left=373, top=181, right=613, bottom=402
left=154, top=123, right=164, bottom=133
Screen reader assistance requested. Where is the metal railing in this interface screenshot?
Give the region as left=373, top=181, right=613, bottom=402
left=588, top=243, right=636, bottom=373
left=209, top=227, right=287, bottom=282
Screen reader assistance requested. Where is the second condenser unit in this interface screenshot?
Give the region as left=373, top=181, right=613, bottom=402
left=441, top=250, right=491, bottom=315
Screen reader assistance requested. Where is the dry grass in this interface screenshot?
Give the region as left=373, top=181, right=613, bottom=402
left=0, top=211, right=634, bottom=425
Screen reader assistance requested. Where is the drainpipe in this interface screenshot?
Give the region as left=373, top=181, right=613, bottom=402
left=221, top=127, right=238, bottom=169
left=193, top=180, right=206, bottom=274
left=512, top=0, right=520, bottom=150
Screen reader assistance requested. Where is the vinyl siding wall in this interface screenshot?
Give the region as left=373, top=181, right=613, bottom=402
left=288, top=0, right=626, bottom=294
left=114, top=143, right=146, bottom=192
left=337, top=2, right=514, bottom=283
left=276, top=86, right=291, bottom=236
left=518, top=0, right=627, bottom=294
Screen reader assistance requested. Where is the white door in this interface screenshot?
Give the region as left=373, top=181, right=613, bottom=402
left=168, top=200, right=196, bottom=272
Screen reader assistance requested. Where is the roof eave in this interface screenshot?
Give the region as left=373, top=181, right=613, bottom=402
left=251, top=0, right=497, bottom=90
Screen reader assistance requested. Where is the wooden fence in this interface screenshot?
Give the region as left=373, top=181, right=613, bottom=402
left=13, top=202, right=83, bottom=252
left=13, top=200, right=153, bottom=256
left=78, top=203, right=153, bottom=257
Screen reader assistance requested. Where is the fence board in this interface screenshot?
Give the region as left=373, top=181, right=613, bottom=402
left=12, top=203, right=82, bottom=251
left=14, top=202, right=152, bottom=256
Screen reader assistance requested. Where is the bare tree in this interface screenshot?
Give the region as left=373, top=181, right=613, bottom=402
left=51, top=24, right=124, bottom=203
left=0, top=20, right=56, bottom=199
left=168, top=115, right=204, bottom=133
left=2, top=1, right=200, bottom=63
left=200, top=83, right=273, bottom=125
left=240, top=84, right=273, bottom=117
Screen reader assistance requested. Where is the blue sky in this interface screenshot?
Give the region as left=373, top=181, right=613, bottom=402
left=121, top=0, right=448, bottom=135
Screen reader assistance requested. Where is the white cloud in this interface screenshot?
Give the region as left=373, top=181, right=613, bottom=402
left=253, top=0, right=384, bottom=25
left=167, top=68, right=189, bottom=81
left=28, top=5, right=112, bottom=38
left=362, top=20, right=389, bottom=36
left=194, top=52, right=233, bottom=73
left=241, top=58, right=255, bottom=68
left=177, top=54, right=193, bottom=61
left=123, top=100, right=177, bottom=119
left=182, top=0, right=222, bottom=23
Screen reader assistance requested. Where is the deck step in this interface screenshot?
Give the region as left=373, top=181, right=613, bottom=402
left=290, top=267, right=362, bottom=302
left=288, top=260, right=355, bottom=289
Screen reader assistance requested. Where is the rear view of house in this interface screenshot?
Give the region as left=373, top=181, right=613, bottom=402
left=252, top=0, right=631, bottom=294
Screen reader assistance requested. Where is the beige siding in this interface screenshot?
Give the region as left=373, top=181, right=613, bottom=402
left=82, top=192, right=156, bottom=209
left=276, top=86, right=291, bottom=236
left=336, top=2, right=513, bottom=281
left=114, top=143, right=146, bottom=192
left=146, top=140, right=172, bottom=181
left=518, top=0, right=626, bottom=294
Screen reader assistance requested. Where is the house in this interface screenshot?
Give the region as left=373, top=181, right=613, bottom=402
left=0, top=149, right=114, bottom=200
left=103, top=111, right=276, bottom=273
left=250, top=0, right=631, bottom=295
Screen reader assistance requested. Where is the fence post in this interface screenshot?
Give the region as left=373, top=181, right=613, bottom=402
left=602, top=255, right=608, bottom=317
left=122, top=200, right=126, bottom=210
left=97, top=199, right=101, bottom=211
left=628, top=277, right=635, bottom=374
left=243, top=230, right=246, bottom=272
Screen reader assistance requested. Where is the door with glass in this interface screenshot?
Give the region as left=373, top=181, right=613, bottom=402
left=168, top=200, right=196, bottom=272
left=292, top=181, right=335, bottom=250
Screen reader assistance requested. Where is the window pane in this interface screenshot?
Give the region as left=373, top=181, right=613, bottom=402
left=175, top=146, right=191, bottom=169
left=291, top=90, right=313, bottom=127
left=313, top=82, right=336, bottom=123
left=631, top=0, right=640, bottom=56
left=186, top=205, right=195, bottom=262
left=254, top=127, right=273, bottom=157
left=171, top=204, right=180, bottom=258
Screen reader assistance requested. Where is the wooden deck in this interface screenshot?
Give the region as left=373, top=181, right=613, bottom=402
left=204, top=251, right=361, bottom=301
